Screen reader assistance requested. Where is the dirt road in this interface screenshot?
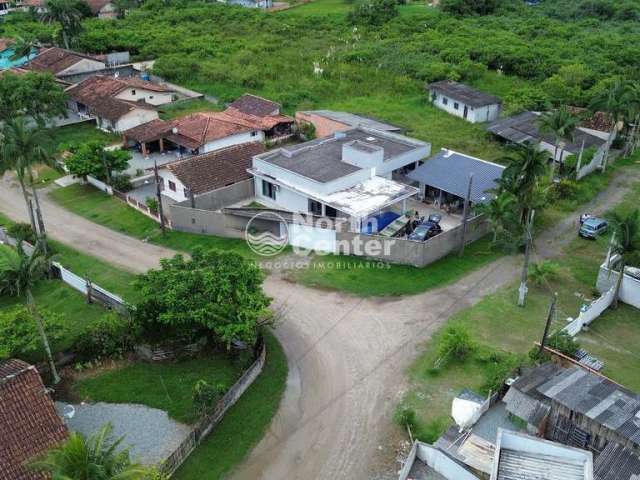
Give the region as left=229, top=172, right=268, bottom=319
left=0, top=168, right=637, bottom=480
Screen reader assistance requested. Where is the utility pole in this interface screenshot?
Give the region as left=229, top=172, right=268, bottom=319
left=518, top=209, right=535, bottom=307
left=102, top=149, right=111, bottom=186
left=459, top=173, right=474, bottom=257
left=153, top=157, right=166, bottom=235
left=539, top=293, right=557, bottom=355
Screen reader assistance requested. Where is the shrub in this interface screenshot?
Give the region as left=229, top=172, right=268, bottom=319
left=145, top=197, right=159, bottom=213
left=552, top=179, right=579, bottom=200
left=349, top=0, right=398, bottom=26
left=192, top=379, right=228, bottom=416
left=528, top=261, right=560, bottom=286
left=75, top=313, right=138, bottom=361
left=441, top=0, right=499, bottom=16
left=0, top=306, right=66, bottom=362
left=111, top=174, right=132, bottom=192
left=298, top=121, right=316, bottom=141
left=435, top=324, right=475, bottom=366
left=7, top=222, right=36, bottom=245
left=547, top=330, right=580, bottom=357
left=394, top=406, right=417, bottom=430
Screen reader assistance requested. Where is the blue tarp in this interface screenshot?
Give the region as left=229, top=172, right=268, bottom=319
left=361, top=211, right=400, bottom=234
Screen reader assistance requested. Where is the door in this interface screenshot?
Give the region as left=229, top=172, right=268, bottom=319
left=463, top=105, right=469, bottom=120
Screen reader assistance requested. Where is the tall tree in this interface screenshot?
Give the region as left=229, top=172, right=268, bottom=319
left=589, top=80, right=629, bottom=170
left=31, top=423, right=153, bottom=479
left=40, top=0, right=86, bottom=50
left=0, top=119, right=55, bottom=245
left=476, top=191, right=518, bottom=244
left=623, top=82, right=640, bottom=155
left=538, top=106, right=579, bottom=177
left=9, top=36, right=39, bottom=62
left=500, top=142, right=548, bottom=223
left=0, top=243, right=60, bottom=383
left=0, top=71, right=68, bottom=125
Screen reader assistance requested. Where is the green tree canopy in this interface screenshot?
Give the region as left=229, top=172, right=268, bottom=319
left=349, top=0, right=398, bottom=26
left=440, top=0, right=499, bottom=16
left=0, top=71, right=67, bottom=124
left=0, top=306, right=66, bottom=362
left=134, top=249, right=273, bottom=347
left=65, top=141, right=131, bottom=181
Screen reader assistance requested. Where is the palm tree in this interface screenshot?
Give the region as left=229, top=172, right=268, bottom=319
left=623, top=82, right=640, bottom=156
left=40, top=0, right=85, bottom=50
left=477, top=191, right=517, bottom=243
left=589, top=80, right=629, bottom=170
left=500, top=142, right=549, bottom=223
left=31, top=423, right=153, bottom=480
left=538, top=107, right=579, bottom=177
left=0, top=242, right=60, bottom=383
left=9, top=36, right=39, bottom=62
left=0, top=119, right=55, bottom=248
left=606, top=209, right=640, bottom=308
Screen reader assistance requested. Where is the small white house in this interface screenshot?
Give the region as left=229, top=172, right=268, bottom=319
left=249, top=127, right=430, bottom=224
left=427, top=80, right=501, bottom=123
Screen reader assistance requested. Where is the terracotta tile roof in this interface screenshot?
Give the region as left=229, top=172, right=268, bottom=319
left=166, top=142, right=265, bottom=194
left=165, top=112, right=257, bottom=150
left=67, top=75, right=156, bottom=121
left=122, top=118, right=173, bottom=143
left=228, top=93, right=281, bottom=117
left=0, top=359, right=68, bottom=480
left=0, top=37, right=15, bottom=52
left=223, top=107, right=294, bottom=131
left=567, top=106, right=615, bottom=133
left=19, top=0, right=44, bottom=6
left=26, top=47, right=104, bottom=76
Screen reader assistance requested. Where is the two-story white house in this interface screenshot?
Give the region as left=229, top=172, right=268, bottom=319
left=249, top=127, right=430, bottom=226
left=427, top=80, right=501, bottom=123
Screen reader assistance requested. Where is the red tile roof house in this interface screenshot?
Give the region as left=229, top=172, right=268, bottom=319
left=122, top=93, right=294, bottom=156
left=86, top=0, right=118, bottom=18
left=0, top=359, right=68, bottom=480
left=66, top=75, right=164, bottom=133
left=158, top=141, right=265, bottom=205
left=25, top=47, right=107, bottom=79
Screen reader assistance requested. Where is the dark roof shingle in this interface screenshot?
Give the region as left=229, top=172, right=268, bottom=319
left=0, top=359, right=68, bottom=480
left=26, top=47, right=104, bottom=76
left=428, top=80, right=501, bottom=108
left=166, top=142, right=265, bottom=194
left=228, top=94, right=281, bottom=117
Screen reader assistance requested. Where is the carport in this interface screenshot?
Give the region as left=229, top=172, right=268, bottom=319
left=408, top=149, right=505, bottom=212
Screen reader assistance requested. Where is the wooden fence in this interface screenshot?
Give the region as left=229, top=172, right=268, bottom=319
left=161, top=338, right=267, bottom=475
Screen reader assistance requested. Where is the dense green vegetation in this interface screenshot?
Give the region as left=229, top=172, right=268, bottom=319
left=4, top=0, right=640, bottom=161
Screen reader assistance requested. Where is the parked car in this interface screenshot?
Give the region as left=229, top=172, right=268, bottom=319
left=579, top=217, right=608, bottom=239
left=408, top=220, right=442, bottom=242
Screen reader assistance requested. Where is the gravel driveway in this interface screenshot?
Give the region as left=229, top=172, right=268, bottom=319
left=55, top=402, right=191, bottom=465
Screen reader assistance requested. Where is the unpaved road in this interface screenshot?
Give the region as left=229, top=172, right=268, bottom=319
left=0, top=168, right=638, bottom=480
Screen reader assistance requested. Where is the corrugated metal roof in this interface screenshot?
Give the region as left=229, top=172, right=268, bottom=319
left=497, top=448, right=586, bottom=480
left=407, top=149, right=504, bottom=204
left=595, top=442, right=640, bottom=480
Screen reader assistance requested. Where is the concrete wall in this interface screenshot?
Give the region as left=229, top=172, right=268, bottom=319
left=295, top=111, right=350, bottom=139
left=115, top=88, right=174, bottom=106
left=399, top=442, right=480, bottom=480
left=254, top=176, right=312, bottom=212
left=335, top=214, right=488, bottom=267
left=58, top=58, right=106, bottom=77
left=202, top=131, right=264, bottom=154
left=113, top=108, right=159, bottom=132
left=596, top=256, right=640, bottom=309
left=429, top=90, right=500, bottom=123
left=189, top=179, right=254, bottom=211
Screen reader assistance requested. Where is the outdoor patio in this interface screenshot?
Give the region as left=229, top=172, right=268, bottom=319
left=124, top=150, right=186, bottom=177
left=391, top=197, right=462, bottom=232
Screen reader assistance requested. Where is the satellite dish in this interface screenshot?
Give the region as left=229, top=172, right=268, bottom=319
left=62, top=404, right=75, bottom=419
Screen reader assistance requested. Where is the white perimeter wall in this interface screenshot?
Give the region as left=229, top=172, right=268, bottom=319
left=203, top=131, right=264, bottom=153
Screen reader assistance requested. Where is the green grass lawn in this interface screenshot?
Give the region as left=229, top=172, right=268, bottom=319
left=29, top=165, right=64, bottom=188
left=400, top=186, right=640, bottom=441
left=292, top=237, right=502, bottom=296
left=174, top=331, right=288, bottom=480
left=159, top=99, right=220, bottom=120
left=73, top=352, right=245, bottom=424
left=48, top=184, right=265, bottom=260
left=48, top=123, right=120, bottom=151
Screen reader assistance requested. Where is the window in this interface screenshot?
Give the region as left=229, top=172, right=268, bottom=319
left=183, top=188, right=189, bottom=198
left=309, top=199, right=322, bottom=216
left=325, top=206, right=338, bottom=218
left=149, top=95, right=154, bottom=99
left=251, top=131, right=258, bottom=137
left=131, top=89, right=136, bottom=95
left=454, top=102, right=459, bottom=110
left=262, top=180, right=276, bottom=200
left=168, top=180, right=176, bottom=192
left=442, top=97, right=448, bottom=106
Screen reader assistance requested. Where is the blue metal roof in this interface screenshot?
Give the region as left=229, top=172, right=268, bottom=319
left=407, top=149, right=505, bottom=204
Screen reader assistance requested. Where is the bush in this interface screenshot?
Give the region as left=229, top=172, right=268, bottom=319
left=7, top=222, right=36, bottom=245
left=145, top=197, right=159, bottom=213
left=0, top=306, right=66, bottom=362
left=394, top=406, right=417, bottom=430
left=192, top=379, right=228, bottom=416
left=111, top=174, right=132, bottom=192
left=349, top=0, right=398, bottom=26
left=298, top=121, right=316, bottom=141
left=435, top=324, right=475, bottom=366
left=441, top=0, right=499, bottom=16
left=75, top=313, right=138, bottom=361
left=547, top=330, right=580, bottom=357
left=528, top=261, right=560, bottom=286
